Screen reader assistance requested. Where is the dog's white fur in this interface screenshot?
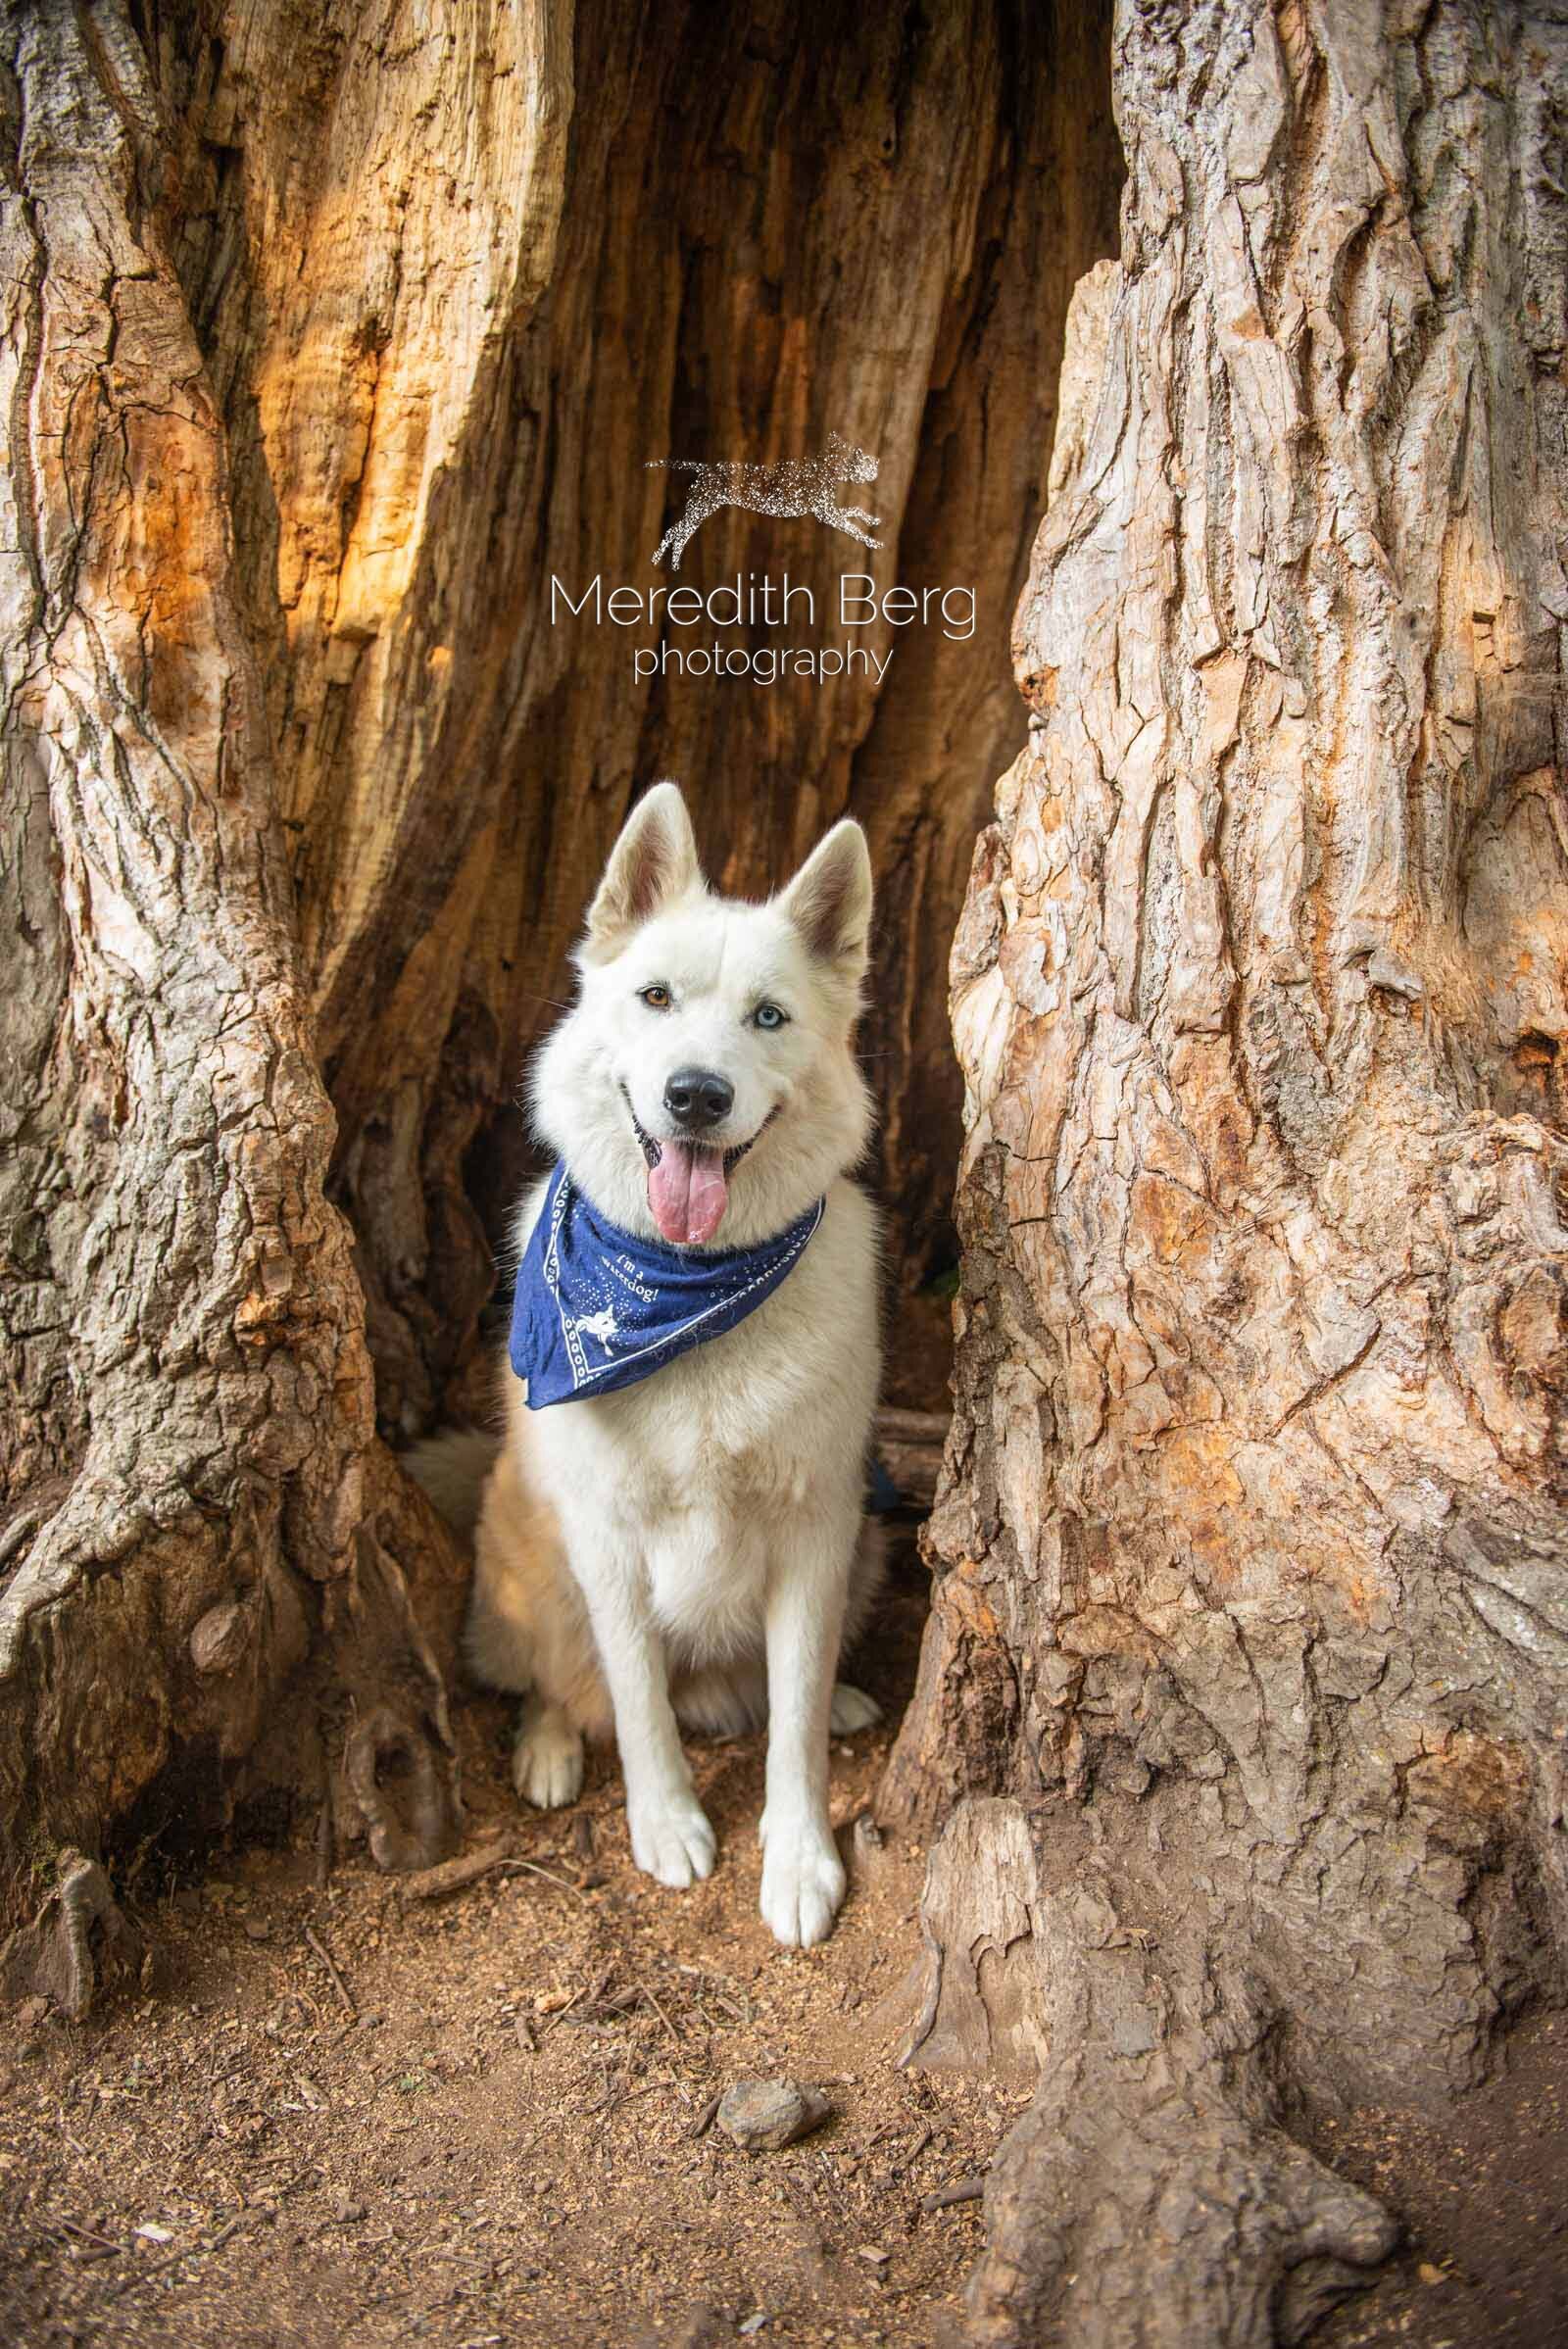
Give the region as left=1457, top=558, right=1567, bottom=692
left=464, top=783, right=883, bottom=1947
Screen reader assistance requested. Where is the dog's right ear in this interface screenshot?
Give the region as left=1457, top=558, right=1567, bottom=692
left=584, top=782, right=701, bottom=957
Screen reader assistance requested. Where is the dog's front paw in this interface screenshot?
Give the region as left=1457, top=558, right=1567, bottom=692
left=758, top=1813, right=846, bottom=1948
left=626, top=1787, right=716, bottom=1888
left=513, top=1703, right=584, bottom=1809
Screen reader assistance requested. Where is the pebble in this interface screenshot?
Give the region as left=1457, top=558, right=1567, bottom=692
left=716, top=2078, right=832, bottom=2153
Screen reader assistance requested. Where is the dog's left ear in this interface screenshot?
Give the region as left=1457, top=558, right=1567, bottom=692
left=780, top=819, right=873, bottom=980
left=585, top=781, right=701, bottom=956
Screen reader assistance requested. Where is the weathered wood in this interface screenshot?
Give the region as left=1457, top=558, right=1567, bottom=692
left=0, top=0, right=464, bottom=1919
left=148, top=0, right=1122, bottom=1430
left=0, top=0, right=1119, bottom=1920
left=0, top=1850, right=143, bottom=2018
left=23, top=4, right=1561, bottom=2330
left=885, top=2, right=1568, bottom=2340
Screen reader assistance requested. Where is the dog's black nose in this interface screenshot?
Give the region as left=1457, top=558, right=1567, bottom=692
left=664, top=1067, right=734, bottom=1131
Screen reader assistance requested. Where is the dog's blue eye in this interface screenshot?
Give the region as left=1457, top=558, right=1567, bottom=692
left=639, top=984, right=673, bottom=1010
left=753, top=1002, right=788, bottom=1031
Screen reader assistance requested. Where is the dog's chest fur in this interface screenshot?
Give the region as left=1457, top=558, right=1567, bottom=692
left=611, top=1359, right=813, bottom=1657
left=521, top=1178, right=877, bottom=1662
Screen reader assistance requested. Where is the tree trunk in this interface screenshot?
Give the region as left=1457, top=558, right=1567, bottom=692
left=0, top=2, right=1121, bottom=1916
left=884, top=0, right=1568, bottom=2338
left=146, top=0, right=1123, bottom=1432
left=0, top=0, right=467, bottom=1945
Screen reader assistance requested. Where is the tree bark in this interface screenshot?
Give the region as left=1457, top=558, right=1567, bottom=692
left=147, top=0, right=1123, bottom=1431
left=0, top=0, right=467, bottom=1931
left=0, top=2, right=1121, bottom=1913
left=885, top=0, right=1568, bottom=2339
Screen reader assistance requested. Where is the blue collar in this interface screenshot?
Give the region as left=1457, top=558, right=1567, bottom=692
left=509, top=1163, right=824, bottom=1409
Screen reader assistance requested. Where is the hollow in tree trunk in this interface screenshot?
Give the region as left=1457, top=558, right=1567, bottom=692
left=884, top=1, right=1568, bottom=2339
left=0, top=0, right=1121, bottom=1925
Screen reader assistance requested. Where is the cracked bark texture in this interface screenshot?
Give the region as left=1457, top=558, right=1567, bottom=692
left=0, top=0, right=464, bottom=1924
left=144, top=0, right=1122, bottom=1428
left=0, top=1, right=1121, bottom=1911
left=884, top=1, right=1568, bottom=2340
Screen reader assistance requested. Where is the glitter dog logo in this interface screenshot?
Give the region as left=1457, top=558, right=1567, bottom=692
left=647, top=433, right=884, bottom=571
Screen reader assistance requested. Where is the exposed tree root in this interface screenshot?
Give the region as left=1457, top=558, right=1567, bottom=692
left=970, top=2076, right=1396, bottom=2349
left=893, top=1796, right=1526, bottom=2344
left=0, top=1850, right=144, bottom=2020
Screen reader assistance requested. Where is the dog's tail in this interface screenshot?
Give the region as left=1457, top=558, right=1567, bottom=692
left=404, top=1427, right=502, bottom=1543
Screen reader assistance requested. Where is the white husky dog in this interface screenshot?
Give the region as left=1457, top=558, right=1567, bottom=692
left=464, top=782, right=883, bottom=1947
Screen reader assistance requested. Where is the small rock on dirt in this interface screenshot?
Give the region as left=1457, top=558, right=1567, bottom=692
left=716, top=2078, right=832, bottom=2152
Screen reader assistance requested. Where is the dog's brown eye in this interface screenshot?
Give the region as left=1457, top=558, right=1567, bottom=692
left=639, top=984, right=672, bottom=1010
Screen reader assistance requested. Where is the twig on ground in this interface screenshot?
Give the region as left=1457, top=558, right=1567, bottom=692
left=549, top=1965, right=618, bottom=2034
left=920, top=2176, right=985, bottom=2212
left=399, top=1842, right=593, bottom=1907
left=639, top=1981, right=683, bottom=2047
left=57, top=2216, right=122, bottom=2252
left=303, top=1924, right=356, bottom=2016
left=393, top=1838, right=519, bottom=1903
left=106, top=2215, right=246, bottom=2301
left=500, top=1858, right=593, bottom=1904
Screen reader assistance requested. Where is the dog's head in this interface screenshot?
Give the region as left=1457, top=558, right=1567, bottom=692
left=530, top=782, right=874, bottom=1248
left=825, top=432, right=879, bottom=486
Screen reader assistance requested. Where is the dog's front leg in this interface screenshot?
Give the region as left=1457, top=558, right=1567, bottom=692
left=577, top=1545, right=715, bottom=1888
left=758, top=1500, right=856, bottom=1947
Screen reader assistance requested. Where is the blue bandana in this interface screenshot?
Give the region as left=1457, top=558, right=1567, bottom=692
left=509, top=1163, right=825, bottom=1409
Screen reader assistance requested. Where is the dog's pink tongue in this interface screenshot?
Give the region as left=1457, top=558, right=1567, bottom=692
left=648, top=1140, right=729, bottom=1246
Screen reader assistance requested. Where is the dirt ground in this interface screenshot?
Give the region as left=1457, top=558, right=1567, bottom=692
left=5, top=1521, right=1568, bottom=2347
left=1, top=1547, right=1015, bottom=2349
left=1315, top=2009, right=1568, bottom=2349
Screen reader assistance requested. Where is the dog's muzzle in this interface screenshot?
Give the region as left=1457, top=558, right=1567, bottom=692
left=621, top=1087, right=777, bottom=1175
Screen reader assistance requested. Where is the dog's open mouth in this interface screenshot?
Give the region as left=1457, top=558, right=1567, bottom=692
left=622, top=1090, right=773, bottom=1247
